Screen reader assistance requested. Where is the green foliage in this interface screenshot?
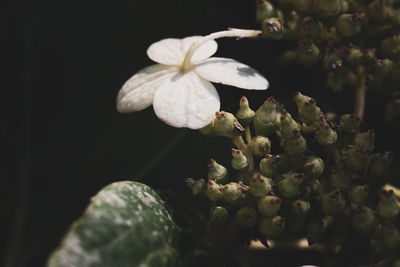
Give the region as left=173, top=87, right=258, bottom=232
left=47, top=181, right=180, bottom=267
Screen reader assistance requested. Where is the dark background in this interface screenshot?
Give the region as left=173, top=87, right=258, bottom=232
left=3, top=1, right=398, bottom=266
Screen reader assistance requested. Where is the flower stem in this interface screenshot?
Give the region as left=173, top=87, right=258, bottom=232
left=182, top=28, right=262, bottom=72
left=231, top=134, right=254, bottom=182
left=354, top=66, right=366, bottom=120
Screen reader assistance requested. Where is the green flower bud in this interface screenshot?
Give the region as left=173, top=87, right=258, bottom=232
left=348, top=185, right=370, bottom=205
left=326, top=71, right=345, bottom=92
left=370, top=152, right=393, bottom=177
left=213, top=111, right=244, bottom=138
left=377, top=189, right=400, bottom=220
left=296, top=40, right=321, bottom=67
left=298, top=17, right=321, bottom=41
left=302, top=179, right=321, bottom=198
left=293, top=0, right=313, bottom=15
left=346, top=46, right=363, bottom=65
left=315, top=115, right=337, bottom=145
left=323, top=53, right=343, bottom=71
left=205, top=180, right=223, bottom=202
left=221, top=182, right=243, bottom=203
left=294, top=92, right=322, bottom=126
left=256, top=0, right=275, bottom=23
left=331, top=167, right=352, bottom=190
left=253, top=97, right=279, bottom=136
left=292, top=200, right=311, bottom=217
left=373, top=224, right=400, bottom=252
left=231, top=148, right=249, bottom=170
left=279, top=132, right=307, bottom=157
left=257, top=195, right=281, bottom=216
left=251, top=136, right=272, bottom=157
left=208, top=159, right=228, bottom=184
left=259, top=216, right=285, bottom=238
left=276, top=153, right=292, bottom=174
left=314, top=0, right=342, bottom=17
left=250, top=174, right=272, bottom=197
left=375, top=59, right=394, bottom=78
left=367, top=0, right=391, bottom=24
left=345, top=145, right=370, bottom=171
left=280, top=110, right=301, bottom=138
left=236, top=96, right=255, bottom=126
left=352, top=207, right=378, bottom=235
left=355, top=130, right=375, bottom=151
left=236, top=207, right=258, bottom=228
left=278, top=173, right=304, bottom=199
left=337, top=13, right=365, bottom=38
left=340, top=113, right=361, bottom=133
left=185, top=178, right=206, bottom=196
left=210, top=206, right=228, bottom=226
left=259, top=154, right=280, bottom=177
left=380, top=35, right=400, bottom=60
left=322, top=189, right=346, bottom=216
left=277, top=0, right=293, bottom=10
left=262, top=17, right=284, bottom=40
left=303, top=156, right=324, bottom=179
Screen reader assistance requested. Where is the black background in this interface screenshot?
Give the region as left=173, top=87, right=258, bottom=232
left=3, top=1, right=398, bottom=266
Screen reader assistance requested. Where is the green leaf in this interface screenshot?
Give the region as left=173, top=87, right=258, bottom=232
left=47, top=181, right=181, bottom=267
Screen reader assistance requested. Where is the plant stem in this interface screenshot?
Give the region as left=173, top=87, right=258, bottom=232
left=354, top=66, right=366, bottom=120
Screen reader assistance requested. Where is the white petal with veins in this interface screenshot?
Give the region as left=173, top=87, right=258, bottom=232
left=195, top=57, right=269, bottom=90
left=147, top=37, right=217, bottom=66
left=153, top=71, right=220, bottom=129
left=117, top=64, right=178, bottom=113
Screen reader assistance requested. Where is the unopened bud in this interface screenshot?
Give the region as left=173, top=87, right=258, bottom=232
left=236, top=96, right=254, bottom=126
left=214, top=111, right=244, bottom=138
left=346, top=46, right=363, bottom=64
left=278, top=173, right=304, bottom=199
left=315, top=115, right=337, bottom=146
left=345, top=145, right=370, bottom=171
left=337, top=13, right=365, bottom=38
left=323, top=53, right=343, bottom=71
left=260, top=154, right=280, bottom=177
left=251, top=136, right=272, bottom=157
left=298, top=17, right=321, bottom=40
left=296, top=40, right=321, bottom=67
left=221, top=182, right=243, bottom=203
left=322, top=189, right=346, bottom=216
left=370, top=152, right=393, bottom=177
left=294, top=92, right=321, bottom=126
left=253, top=97, right=279, bottom=136
left=314, top=0, right=342, bottom=17
left=331, top=167, right=351, bottom=189
left=326, top=71, right=345, bottom=92
left=280, top=110, right=301, bottom=138
left=292, top=200, right=311, bottom=217
left=377, top=190, right=400, bottom=220
left=340, top=113, right=361, bottom=133
left=256, top=0, right=275, bottom=23
left=210, top=206, right=228, bottom=226
left=231, top=149, right=249, bottom=170
left=352, top=207, right=378, bottom=235
left=373, top=223, right=400, bottom=252
left=302, top=179, right=321, bottom=198
left=262, top=17, right=284, bottom=40
left=303, top=156, right=324, bottom=179
left=236, top=207, right=258, bottom=228
left=259, top=216, right=285, bottom=238
left=348, top=185, right=370, bottom=205
left=279, top=131, right=307, bottom=157
left=367, top=0, right=392, bottom=24
left=205, top=180, right=223, bottom=202
left=355, top=130, right=375, bottom=151
left=257, top=195, right=281, bottom=216
left=293, top=0, right=313, bottom=15
left=208, top=159, right=228, bottom=184
left=250, top=174, right=272, bottom=197
left=185, top=178, right=206, bottom=196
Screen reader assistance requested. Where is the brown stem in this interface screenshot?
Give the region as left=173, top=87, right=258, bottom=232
left=354, top=66, right=366, bottom=120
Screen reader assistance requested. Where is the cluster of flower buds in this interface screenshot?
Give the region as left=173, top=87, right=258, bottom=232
left=187, top=94, right=396, bottom=263
left=256, top=0, right=400, bottom=120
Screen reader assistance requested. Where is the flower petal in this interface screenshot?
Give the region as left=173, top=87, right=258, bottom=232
left=147, top=36, right=217, bottom=65
left=117, top=64, right=178, bottom=113
left=194, top=57, right=269, bottom=90
left=153, top=72, right=220, bottom=129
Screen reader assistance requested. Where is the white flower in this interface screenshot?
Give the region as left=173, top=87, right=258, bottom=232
left=117, top=28, right=269, bottom=129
